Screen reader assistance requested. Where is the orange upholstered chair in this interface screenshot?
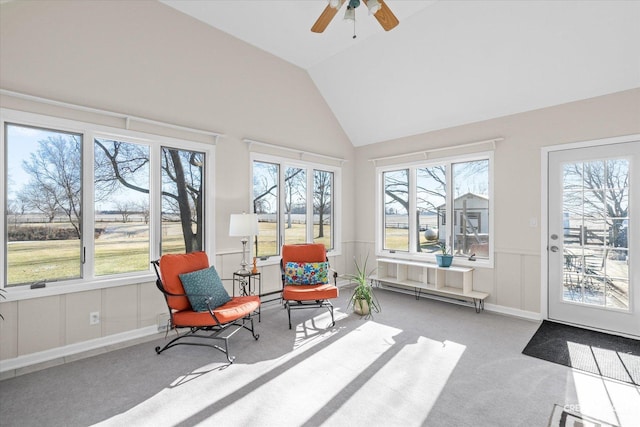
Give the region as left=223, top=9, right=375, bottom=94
left=152, top=251, right=260, bottom=363
left=281, top=243, right=339, bottom=329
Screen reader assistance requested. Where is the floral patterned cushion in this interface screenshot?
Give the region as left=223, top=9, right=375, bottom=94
left=285, top=261, right=329, bottom=285
left=179, top=266, right=231, bottom=311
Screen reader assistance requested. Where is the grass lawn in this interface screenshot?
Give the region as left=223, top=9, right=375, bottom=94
left=6, top=221, right=436, bottom=285
left=6, top=222, right=184, bottom=285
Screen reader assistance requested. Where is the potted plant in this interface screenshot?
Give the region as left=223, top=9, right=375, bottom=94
left=435, top=242, right=454, bottom=267
left=346, top=255, right=381, bottom=317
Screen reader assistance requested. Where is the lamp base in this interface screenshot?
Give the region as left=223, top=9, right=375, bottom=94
left=236, top=238, right=250, bottom=275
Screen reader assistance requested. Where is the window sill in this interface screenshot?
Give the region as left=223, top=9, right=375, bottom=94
left=1, top=272, right=157, bottom=302
left=376, top=251, right=494, bottom=269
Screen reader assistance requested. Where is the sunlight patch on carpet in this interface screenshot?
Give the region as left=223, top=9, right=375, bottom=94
left=565, top=369, right=640, bottom=427
left=322, top=336, right=466, bottom=426
left=205, top=321, right=403, bottom=426
left=93, top=321, right=466, bottom=427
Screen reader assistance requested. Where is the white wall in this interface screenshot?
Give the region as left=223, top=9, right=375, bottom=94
left=354, top=88, right=640, bottom=315
left=0, top=0, right=355, bottom=375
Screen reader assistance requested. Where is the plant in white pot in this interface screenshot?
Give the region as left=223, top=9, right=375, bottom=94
left=435, top=242, right=453, bottom=267
left=346, top=255, right=381, bottom=317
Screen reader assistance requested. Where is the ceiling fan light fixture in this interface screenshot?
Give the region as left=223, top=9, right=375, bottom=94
left=328, top=0, right=341, bottom=9
left=367, top=0, right=382, bottom=15
left=344, top=6, right=356, bottom=21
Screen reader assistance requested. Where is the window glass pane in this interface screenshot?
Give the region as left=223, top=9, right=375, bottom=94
left=284, top=167, right=306, bottom=246
left=383, top=169, right=409, bottom=251
left=161, top=147, right=204, bottom=255
left=253, top=161, right=279, bottom=257
left=562, top=158, right=629, bottom=308
left=417, top=165, right=446, bottom=253
left=452, top=160, right=489, bottom=258
left=94, top=139, right=150, bottom=275
left=5, top=124, right=82, bottom=285
left=314, top=169, right=333, bottom=250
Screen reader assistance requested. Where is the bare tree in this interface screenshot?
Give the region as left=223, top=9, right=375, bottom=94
left=161, top=149, right=203, bottom=253
left=114, top=200, right=134, bottom=223
left=285, top=168, right=305, bottom=229
left=6, top=198, right=26, bottom=229
left=21, top=135, right=82, bottom=237
left=95, top=140, right=204, bottom=253
left=314, top=170, right=332, bottom=239
left=564, top=160, right=628, bottom=247
left=20, top=183, right=58, bottom=223
left=136, top=200, right=150, bottom=224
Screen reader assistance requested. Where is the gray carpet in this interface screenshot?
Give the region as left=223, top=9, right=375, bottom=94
left=1, top=287, right=639, bottom=427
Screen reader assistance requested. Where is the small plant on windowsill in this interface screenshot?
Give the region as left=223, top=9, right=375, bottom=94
left=346, top=255, right=381, bottom=318
left=435, top=242, right=454, bottom=267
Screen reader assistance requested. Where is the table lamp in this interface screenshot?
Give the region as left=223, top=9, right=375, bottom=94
left=229, top=213, right=259, bottom=274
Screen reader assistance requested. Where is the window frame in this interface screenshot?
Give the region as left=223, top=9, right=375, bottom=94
left=250, top=152, right=341, bottom=263
left=375, top=151, right=494, bottom=268
left=1, top=108, right=215, bottom=298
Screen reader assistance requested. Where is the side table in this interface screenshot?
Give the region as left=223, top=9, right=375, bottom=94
left=233, top=271, right=262, bottom=321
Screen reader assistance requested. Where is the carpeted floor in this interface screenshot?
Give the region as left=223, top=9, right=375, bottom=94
left=522, top=320, right=640, bottom=385
left=1, top=288, right=639, bottom=427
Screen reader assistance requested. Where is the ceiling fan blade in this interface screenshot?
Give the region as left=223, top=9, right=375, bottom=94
left=363, top=0, right=399, bottom=31
left=311, top=1, right=346, bottom=33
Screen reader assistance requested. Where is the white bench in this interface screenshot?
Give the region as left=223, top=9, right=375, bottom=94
left=370, top=258, right=489, bottom=312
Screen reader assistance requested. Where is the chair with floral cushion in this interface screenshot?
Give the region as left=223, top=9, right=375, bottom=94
left=280, top=243, right=339, bottom=329
left=151, top=251, right=260, bottom=363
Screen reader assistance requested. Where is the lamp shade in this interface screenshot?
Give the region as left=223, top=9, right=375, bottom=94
left=229, top=213, right=259, bottom=237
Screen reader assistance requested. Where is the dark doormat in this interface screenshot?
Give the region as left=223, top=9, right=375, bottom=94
left=523, top=320, right=640, bottom=385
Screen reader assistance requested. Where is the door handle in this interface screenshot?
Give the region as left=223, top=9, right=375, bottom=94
left=550, top=246, right=559, bottom=252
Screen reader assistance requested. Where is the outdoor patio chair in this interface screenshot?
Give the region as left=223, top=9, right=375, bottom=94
left=152, top=251, right=260, bottom=363
left=280, top=243, right=339, bottom=329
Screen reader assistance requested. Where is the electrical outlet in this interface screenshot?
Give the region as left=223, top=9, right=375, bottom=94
left=89, top=311, right=100, bottom=325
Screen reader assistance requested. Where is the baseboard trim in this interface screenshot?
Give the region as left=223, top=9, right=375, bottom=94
left=374, top=283, right=542, bottom=321
left=0, top=325, right=160, bottom=374
left=483, top=303, right=542, bottom=321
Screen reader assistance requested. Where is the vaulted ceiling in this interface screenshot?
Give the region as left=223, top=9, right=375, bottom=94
left=161, top=0, right=640, bottom=147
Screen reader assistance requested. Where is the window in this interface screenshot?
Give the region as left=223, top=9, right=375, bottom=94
left=2, top=110, right=213, bottom=288
left=383, top=169, right=409, bottom=252
left=252, top=155, right=340, bottom=259
left=5, top=124, right=83, bottom=285
left=313, top=170, right=333, bottom=249
left=253, top=161, right=279, bottom=258
left=160, top=147, right=205, bottom=255
left=377, top=153, right=492, bottom=265
left=284, top=167, right=306, bottom=246
left=94, top=138, right=150, bottom=276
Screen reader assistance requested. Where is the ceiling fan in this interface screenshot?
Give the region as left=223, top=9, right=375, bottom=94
left=311, top=0, right=399, bottom=34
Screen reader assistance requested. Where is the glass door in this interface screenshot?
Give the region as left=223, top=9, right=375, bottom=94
left=547, top=139, right=639, bottom=337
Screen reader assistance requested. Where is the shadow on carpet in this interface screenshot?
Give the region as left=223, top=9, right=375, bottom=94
left=523, top=320, right=639, bottom=385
